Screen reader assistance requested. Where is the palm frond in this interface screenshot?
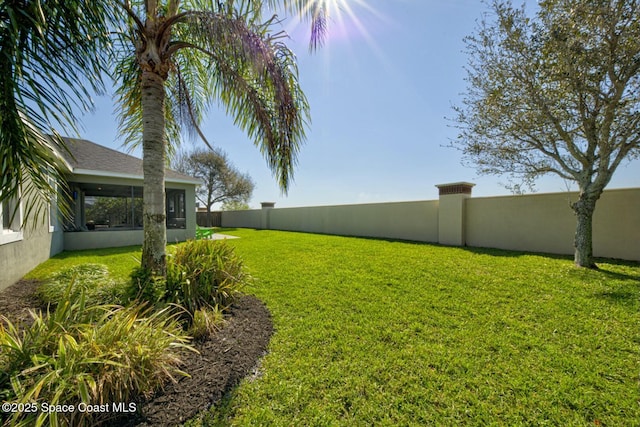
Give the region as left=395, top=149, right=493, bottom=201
left=0, top=0, right=117, bottom=226
left=113, top=49, right=193, bottom=160
left=270, top=0, right=328, bottom=50
left=172, top=9, right=310, bottom=191
left=114, top=54, right=144, bottom=151
left=114, top=1, right=323, bottom=191
left=167, top=45, right=215, bottom=149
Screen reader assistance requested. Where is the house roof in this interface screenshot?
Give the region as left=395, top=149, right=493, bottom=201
left=60, top=137, right=200, bottom=184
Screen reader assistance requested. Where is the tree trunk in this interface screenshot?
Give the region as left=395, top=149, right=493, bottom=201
left=206, top=205, right=212, bottom=227
left=141, top=70, right=167, bottom=276
left=572, top=194, right=598, bottom=269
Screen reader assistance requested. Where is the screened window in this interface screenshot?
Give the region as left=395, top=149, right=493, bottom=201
left=82, top=184, right=143, bottom=230
left=166, top=189, right=186, bottom=229
left=67, top=183, right=186, bottom=231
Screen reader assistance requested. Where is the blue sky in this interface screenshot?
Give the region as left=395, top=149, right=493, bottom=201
left=79, top=0, right=638, bottom=208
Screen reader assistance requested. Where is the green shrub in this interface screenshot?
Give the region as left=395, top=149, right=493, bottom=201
left=189, top=306, right=225, bottom=340
left=165, top=240, right=250, bottom=314
left=38, top=263, right=126, bottom=306
left=125, top=266, right=167, bottom=305
left=0, top=287, right=194, bottom=427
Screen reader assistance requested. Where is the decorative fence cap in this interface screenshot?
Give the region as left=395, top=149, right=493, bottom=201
left=435, top=182, right=476, bottom=196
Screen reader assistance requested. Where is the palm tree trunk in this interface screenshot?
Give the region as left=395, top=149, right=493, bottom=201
left=572, top=193, right=598, bottom=269
left=141, top=70, right=167, bottom=276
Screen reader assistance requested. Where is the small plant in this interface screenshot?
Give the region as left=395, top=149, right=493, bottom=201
left=166, top=240, right=250, bottom=314
left=0, top=286, right=194, bottom=427
left=189, top=306, right=225, bottom=340
left=38, top=263, right=126, bottom=305
left=122, top=241, right=249, bottom=331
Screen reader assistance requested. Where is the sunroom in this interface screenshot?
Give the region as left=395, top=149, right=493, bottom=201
left=61, top=138, right=201, bottom=251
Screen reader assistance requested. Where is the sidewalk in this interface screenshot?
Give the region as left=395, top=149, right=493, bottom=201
left=210, top=233, right=240, bottom=240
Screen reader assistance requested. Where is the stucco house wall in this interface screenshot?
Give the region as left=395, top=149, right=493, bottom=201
left=0, top=190, right=64, bottom=291
left=0, top=138, right=200, bottom=292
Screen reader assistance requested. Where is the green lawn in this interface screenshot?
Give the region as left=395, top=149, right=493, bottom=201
left=25, top=245, right=143, bottom=283
left=26, top=229, right=640, bottom=426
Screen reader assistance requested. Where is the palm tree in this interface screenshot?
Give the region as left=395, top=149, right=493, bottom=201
left=114, top=0, right=329, bottom=275
left=0, top=0, right=116, bottom=225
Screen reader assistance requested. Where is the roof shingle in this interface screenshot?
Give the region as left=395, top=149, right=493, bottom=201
left=60, top=137, right=199, bottom=183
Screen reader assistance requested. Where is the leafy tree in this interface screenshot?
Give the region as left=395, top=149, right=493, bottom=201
left=113, top=0, right=329, bottom=276
left=174, top=148, right=254, bottom=213
left=452, top=0, right=640, bottom=268
left=0, top=0, right=116, bottom=224
left=221, top=200, right=251, bottom=211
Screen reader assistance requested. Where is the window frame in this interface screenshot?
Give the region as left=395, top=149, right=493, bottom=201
left=0, top=191, right=24, bottom=245
left=49, top=176, right=58, bottom=233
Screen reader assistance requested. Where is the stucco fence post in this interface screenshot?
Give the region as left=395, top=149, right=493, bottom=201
left=436, top=182, right=475, bottom=246
left=261, top=202, right=275, bottom=229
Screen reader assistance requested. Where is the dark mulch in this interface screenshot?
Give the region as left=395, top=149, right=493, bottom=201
left=0, top=279, right=45, bottom=327
left=0, top=279, right=274, bottom=427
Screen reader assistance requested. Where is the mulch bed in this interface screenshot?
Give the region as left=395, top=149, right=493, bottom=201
left=0, top=279, right=274, bottom=426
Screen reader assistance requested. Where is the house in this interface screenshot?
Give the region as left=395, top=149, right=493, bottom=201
left=0, top=138, right=201, bottom=291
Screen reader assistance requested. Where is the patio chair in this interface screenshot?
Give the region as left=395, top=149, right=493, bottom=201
left=196, top=225, right=215, bottom=240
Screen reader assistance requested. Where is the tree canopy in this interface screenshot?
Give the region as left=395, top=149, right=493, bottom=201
left=174, top=148, right=254, bottom=212
left=452, top=0, right=640, bottom=267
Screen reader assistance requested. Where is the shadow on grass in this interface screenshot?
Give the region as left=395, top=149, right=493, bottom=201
left=594, top=265, right=640, bottom=281
left=241, top=228, right=639, bottom=268
left=364, top=236, right=640, bottom=274
left=460, top=246, right=640, bottom=285
left=594, top=284, right=640, bottom=308
left=370, top=235, right=639, bottom=272
left=460, top=245, right=566, bottom=259
left=590, top=263, right=640, bottom=307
